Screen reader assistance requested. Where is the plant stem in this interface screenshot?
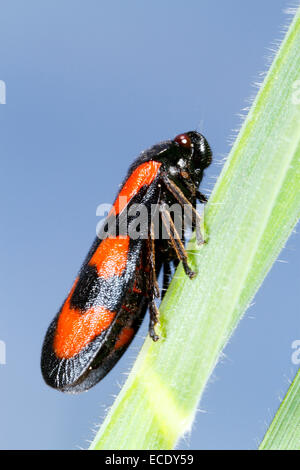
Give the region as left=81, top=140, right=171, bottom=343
left=259, top=368, right=300, bottom=450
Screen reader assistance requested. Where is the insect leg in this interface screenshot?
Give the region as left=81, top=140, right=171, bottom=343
left=196, top=190, right=208, bottom=203
left=159, top=202, right=196, bottom=279
left=148, top=300, right=160, bottom=342
left=149, top=222, right=160, bottom=299
left=160, top=172, right=204, bottom=245
left=162, top=261, right=172, bottom=298
left=146, top=224, right=160, bottom=342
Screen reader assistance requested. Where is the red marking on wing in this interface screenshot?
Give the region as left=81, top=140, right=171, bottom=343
left=115, top=327, right=135, bottom=350
left=121, top=305, right=134, bottom=314
left=110, top=161, right=161, bottom=216
left=54, top=281, right=115, bottom=359
left=53, top=162, right=161, bottom=361
left=89, top=235, right=130, bottom=278
left=132, top=286, right=142, bottom=294
left=131, top=279, right=143, bottom=295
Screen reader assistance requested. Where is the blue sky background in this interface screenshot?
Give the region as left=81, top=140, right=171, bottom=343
left=0, top=0, right=299, bottom=450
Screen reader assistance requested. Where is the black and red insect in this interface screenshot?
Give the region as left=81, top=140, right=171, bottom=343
left=41, top=131, right=212, bottom=393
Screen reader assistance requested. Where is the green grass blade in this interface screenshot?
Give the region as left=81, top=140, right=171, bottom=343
left=90, top=8, right=300, bottom=450
left=259, top=368, right=300, bottom=450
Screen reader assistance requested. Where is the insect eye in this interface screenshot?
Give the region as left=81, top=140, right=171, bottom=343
left=174, top=133, right=192, bottom=149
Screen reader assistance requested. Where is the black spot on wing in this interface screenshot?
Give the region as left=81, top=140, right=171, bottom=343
left=70, top=268, right=131, bottom=313
left=70, top=264, right=100, bottom=311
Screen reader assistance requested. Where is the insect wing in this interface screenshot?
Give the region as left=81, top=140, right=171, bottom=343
left=41, top=161, right=162, bottom=392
